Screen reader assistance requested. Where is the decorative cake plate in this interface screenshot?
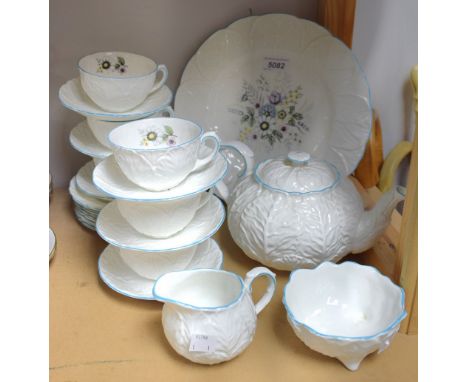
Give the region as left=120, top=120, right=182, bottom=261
left=174, top=14, right=371, bottom=175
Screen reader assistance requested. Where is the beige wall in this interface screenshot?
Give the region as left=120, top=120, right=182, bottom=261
left=50, top=0, right=317, bottom=187
left=352, top=0, right=417, bottom=183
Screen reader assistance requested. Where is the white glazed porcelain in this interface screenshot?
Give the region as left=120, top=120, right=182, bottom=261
left=69, top=176, right=110, bottom=230
left=76, top=161, right=113, bottom=201
left=153, top=267, right=276, bottom=364
left=175, top=14, right=371, bottom=175
left=69, top=176, right=109, bottom=211
left=49, top=228, right=56, bottom=261
left=87, top=106, right=174, bottom=149
left=98, top=239, right=223, bottom=300
left=96, top=195, right=224, bottom=252
left=224, top=151, right=406, bottom=271
left=70, top=120, right=113, bottom=160
left=283, top=262, right=407, bottom=371
left=109, top=118, right=221, bottom=191
left=117, top=191, right=211, bottom=239
left=93, top=153, right=227, bottom=201
left=59, top=78, right=172, bottom=121
left=79, top=52, right=168, bottom=112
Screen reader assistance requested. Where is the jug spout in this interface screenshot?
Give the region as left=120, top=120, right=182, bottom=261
left=351, top=186, right=406, bottom=253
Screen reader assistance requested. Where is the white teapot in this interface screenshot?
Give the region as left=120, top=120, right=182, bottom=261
left=152, top=267, right=276, bottom=365
left=218, top=151, right=405, bottom=271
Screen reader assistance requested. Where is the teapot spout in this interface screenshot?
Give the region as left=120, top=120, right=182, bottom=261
left=351, top=186, right=406, bottom=253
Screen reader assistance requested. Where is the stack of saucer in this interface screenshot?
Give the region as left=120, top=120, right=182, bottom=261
left=59, top=51, right=173, bottom=230
left=68, top=167, right=111, bottom=231
left=93, top=117, right=229, bottom=299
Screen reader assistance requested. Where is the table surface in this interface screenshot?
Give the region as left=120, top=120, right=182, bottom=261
left=50, top=188, right=417, bottom=382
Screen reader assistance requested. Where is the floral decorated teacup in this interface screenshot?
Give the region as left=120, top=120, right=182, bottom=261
left=78, top=51, right=168, bottom=112
left=109, top=118, right=220, bottom=191
left=87, top=106, right=174, bottom=149
left=117, top=191, right=211, bottom=238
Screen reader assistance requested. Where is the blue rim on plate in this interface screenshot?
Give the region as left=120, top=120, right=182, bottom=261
left=92, top=154, right=228, bottom=202
left=95, top=196, right=226, bottom=252
left=98, top=240, right=224, bottom=300
left=59, top=78, right=173, bottom=119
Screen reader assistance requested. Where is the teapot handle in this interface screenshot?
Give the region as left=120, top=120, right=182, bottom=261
left=215, top=141, right=255, bottom=202
left=244, top=267, right=276, bottom=315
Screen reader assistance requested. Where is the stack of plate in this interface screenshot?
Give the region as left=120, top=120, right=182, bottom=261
left=93, top=118, right=229, bottom=299
left=69, top=173, right=110, bottom=231
left=59, top=52, right=174, bottom=230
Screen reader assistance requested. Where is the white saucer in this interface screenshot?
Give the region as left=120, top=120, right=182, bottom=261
left=59, top=78, right=173, bottom=121
left=70, top=120, right=112, bottom=159
left=93, top=154, right=228, bottom=201
left=49, top=228, right=56, bottom=261
left=96, top=195, right=225, bottom=252
left=76, top=161, right=113, bottom=201
left=69, top=176, right=109, bottom=210
left=98, top=239, right=223, bottom=300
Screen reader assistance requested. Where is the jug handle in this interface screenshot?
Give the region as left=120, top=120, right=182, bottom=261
left=244, top=267, right=276, bottom=315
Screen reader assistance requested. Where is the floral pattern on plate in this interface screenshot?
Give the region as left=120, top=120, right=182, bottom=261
left=140, top=125, right=177, bottom=146
left=231, top=74, right=310, bottom=147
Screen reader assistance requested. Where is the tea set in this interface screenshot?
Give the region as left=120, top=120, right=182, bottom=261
left=58, top=14, right=407, bottom=371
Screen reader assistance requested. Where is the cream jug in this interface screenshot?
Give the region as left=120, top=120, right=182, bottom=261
left=152, top=267, right=276, bottom=364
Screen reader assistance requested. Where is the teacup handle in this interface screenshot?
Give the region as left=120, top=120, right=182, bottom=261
left=159, top=105, right=174, bottom=117
left=192, top=132, right=220, bottom=172
left=149, top=64, right=168, bottom=94
left=244, top=267, right=276, bottom=315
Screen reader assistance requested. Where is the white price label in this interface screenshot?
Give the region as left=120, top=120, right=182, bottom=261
left=189, top=334, right=218, bottom=353
left=263, top=57, right=289, bottom=70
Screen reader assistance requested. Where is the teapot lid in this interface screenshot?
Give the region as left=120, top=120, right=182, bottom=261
left=254, top=152, right=340, bottom=195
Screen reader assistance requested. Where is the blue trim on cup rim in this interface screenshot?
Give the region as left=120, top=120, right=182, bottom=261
left=152, top=269, right=246, bottom=311
left=108, top=117, right=206, bottom=152
left=92, top=155, right=228, bottom=202
left=253, top=157, right=342, bottom=195
left=77, top=51, right=158, bottom=79
left=282, top=261, right=407, bottom=341
left=97, top=242, right=224, bottom=301
left=58, top=80, right=173, bottom=120
left=95, top=196, right=226, bottom=253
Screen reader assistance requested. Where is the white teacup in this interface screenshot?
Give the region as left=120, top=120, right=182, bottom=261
left=78, top=51, right=168, bottom=112
left=87, top=106, right=174, bottom=149
left=117, top=191, right=211, bottom=238
left=109, top=118, right=221, bottom=191
left=119, top=246, right=197, bottom=280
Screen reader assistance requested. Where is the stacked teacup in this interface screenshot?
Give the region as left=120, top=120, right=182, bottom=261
left=59, top=51, right=173, bottom=230
left=93, top=117, right=229, bottom=299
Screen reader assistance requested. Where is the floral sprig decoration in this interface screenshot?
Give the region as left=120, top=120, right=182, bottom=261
left=97, top=56, right=128, bottom=74
left=235, top=75, right=309, bottom=146
left=140, top=125, right=177, bottom=147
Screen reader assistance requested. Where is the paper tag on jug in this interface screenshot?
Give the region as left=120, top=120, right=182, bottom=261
left=189, top=334, right=218, bottom=353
